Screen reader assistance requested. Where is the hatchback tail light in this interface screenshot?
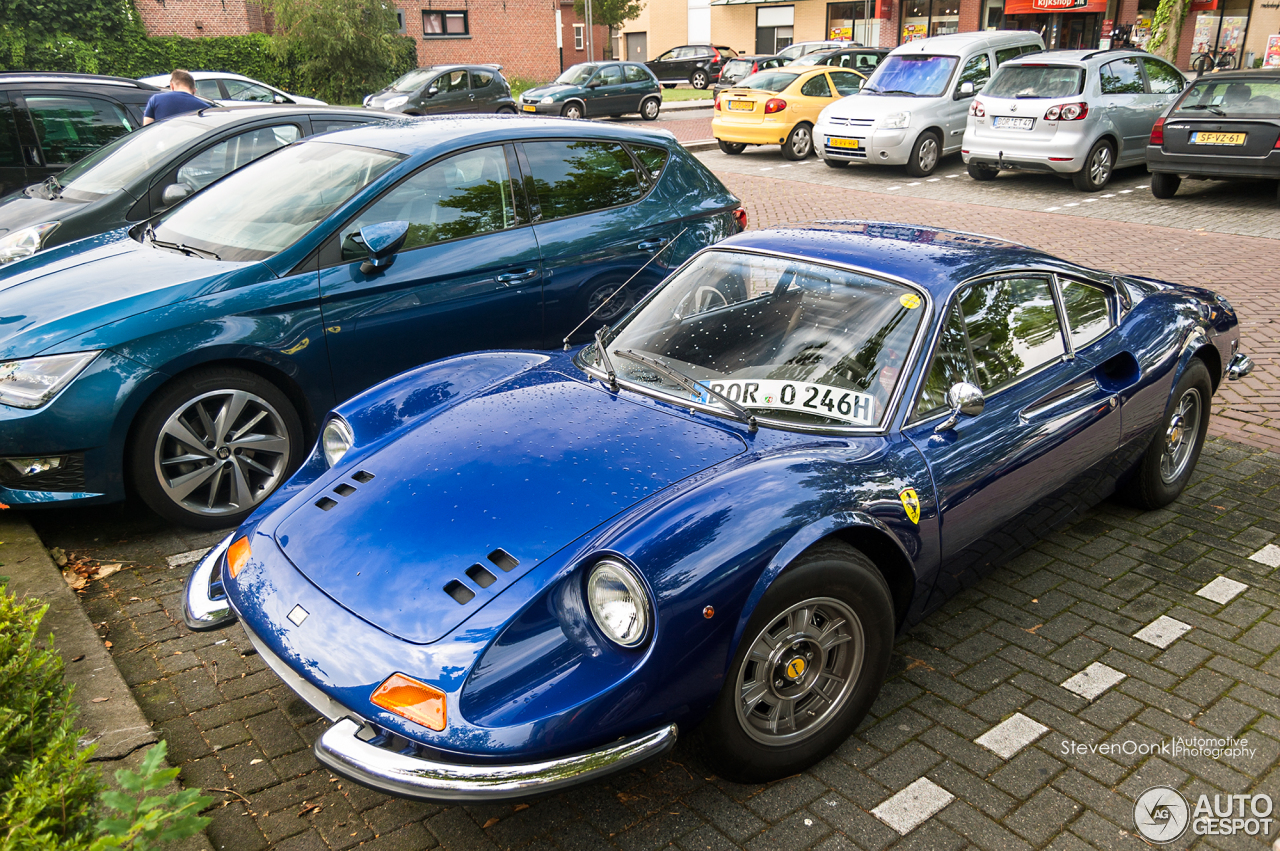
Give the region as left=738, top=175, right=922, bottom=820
left=1273, top=131, right=1280, bottom=149
left=732, top=208, right=748, bottom=231
left=752, top=61, right=760, bottom=73
left=1045, top=102, right=1088, bottom=121
left=1149, top=116, right=1165, bottom=145
left=764, top=98, right=787, bottom=114
left=714, top=92, right=721, bottom=110
left=969, top=100, right=985, bottom=118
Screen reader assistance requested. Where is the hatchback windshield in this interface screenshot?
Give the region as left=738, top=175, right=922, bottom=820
left=587, top=250, right=924, bottom=429
left=1175, top=77, right=1280, bottom=117
left=151, top=141, right=402, bottom=262
left=556, top=64, right=599, bottom=85
left=865, top=55, right=959, bottom=96
left=984, top=64, right=1085, bottom=99
left=389, top=69, right=436, bottom=92
left=53, top=118, right=211, bottom=202
left=733, top=71, right=800, bottom=92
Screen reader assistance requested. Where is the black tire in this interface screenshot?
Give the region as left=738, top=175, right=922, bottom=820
left=1119, top=358, right=1212, bottom=510
left=1150, top=172, right=1180, bottom=198
left=1072, top=139, right=1115, bottom=191
left=697, top=541, right=894, bottom=783
left=496, top=105, right=517, bottom=115
left=691, top=70, right=710, bottom=89
left=905, top=130, right=941, bottom=177
left=578, top=279, right=636, bottom=330
left=782, top=123, right=813, bottom=160
left=663, top=83, right=677, bottom=89
left=718, top=139, right=746, bottom=155
left=130, top=367, right=304, bottom=529
left=640, top=97, right=661, bottom=120
left=561, top=102, right=584, bottom=120
left=824, top=157, right=849, bottom=169
left=967, top=161, right=999, bottom=181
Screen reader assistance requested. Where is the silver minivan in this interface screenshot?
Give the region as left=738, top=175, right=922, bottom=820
left=814, top=31, right=1044, bottom=176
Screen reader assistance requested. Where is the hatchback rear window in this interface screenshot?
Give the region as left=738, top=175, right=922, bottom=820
left=735, top=71, right=799, bottom=92
left=722, top=59, right=753, bottom=77
left=984, top=65, right=1085, bottom=99
left=1174, top=78, right=1280, bottom=117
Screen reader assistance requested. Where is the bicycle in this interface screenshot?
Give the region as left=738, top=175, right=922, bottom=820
left=1191, top=47, right=1237, bottom=74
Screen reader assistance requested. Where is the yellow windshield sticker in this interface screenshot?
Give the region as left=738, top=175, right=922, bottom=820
left=900, top=293, right=922, bottom=309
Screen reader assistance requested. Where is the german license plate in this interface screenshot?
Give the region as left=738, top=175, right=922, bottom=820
left=694, top=379, right=876, bottom=426
left=522, top=104, right=537, bottom=113
left=992, top=116, right=1034, bottom=130
left=728, top=100, right=754, bottom=111
left=1191, top=131, right=1245, bottom=145
left=829, top=137, right=860, bottom=149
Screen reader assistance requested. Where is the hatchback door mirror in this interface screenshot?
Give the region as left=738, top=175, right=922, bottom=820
left=586, top=80, right=601, bottom=88
left=934, top=381, right=984, bottom=433
left=426, top=85, right=439, bottom=97
left=358, top=220, right=410, bottom=274
left=161, top=183, right=192, bottom=208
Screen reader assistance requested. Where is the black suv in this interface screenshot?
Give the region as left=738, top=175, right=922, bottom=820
left=0, top=73, right=164, bottom=197
left=363, top=65, right=517, bottom=115
left=646, top=45, right=737, bottom=89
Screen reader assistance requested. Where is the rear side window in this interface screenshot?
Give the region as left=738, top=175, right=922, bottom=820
left=195, top=80, right=223, bottom=99
left=177, top=124, right=301, bottom=191
left=0, top=101, right=22, bottom=167
left=522, top=140, right=644, bottom=219
left=1059, top=279, right=1113, bottom=349
left=801, top=74, right=832, bottom=97
left=598, top=65, right=624, bottom=86
left=1142, top=58, right=1184, bottom=95
left=830, top=70, right=863, bottom=96
left=224, top=80, right=277, bottom=102
left=625, top=64, right=650, bottom=82
left=311, top=118, right=368, bottom=134
left=25, top=95, right=135, bottom=165
left=629, top=143, right=669, bottom=183
left=1100, top=58, right=1144, bottom=94
left=995, top=46, right=1023, bottom=65
left=960, top=275, right=1064, bottom=391
left=471, top=70, right=494, bottom=88
left=985, top=65, right=1085, bottom=99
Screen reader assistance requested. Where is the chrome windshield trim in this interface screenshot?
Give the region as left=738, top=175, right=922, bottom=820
left=577, top=245, right=934, bottom=436
left=315, top=718, right=677, bottom=803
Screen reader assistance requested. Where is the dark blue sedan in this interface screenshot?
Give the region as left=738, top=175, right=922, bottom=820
left=0, top=116, right=742, bottom=527
left=186, top=222, right=1252, bottom=800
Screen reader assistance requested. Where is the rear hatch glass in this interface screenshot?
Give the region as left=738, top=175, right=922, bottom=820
left=721, top=59, right=753, bottom=79
left=984, top=64, right=1085, bottom=99
left=1174, top=78, right=1280, bottom=118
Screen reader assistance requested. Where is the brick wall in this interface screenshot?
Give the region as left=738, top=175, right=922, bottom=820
left=399, top=1, right=561, bottom=82
left=559, top=0, right=611, bottom=67
left=135, top=0, right=260, bottom=38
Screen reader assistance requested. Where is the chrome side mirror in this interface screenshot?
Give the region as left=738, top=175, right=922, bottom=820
left=934, top=381, right=984, bottom=433
left=358, top=220, right=410, bottom=274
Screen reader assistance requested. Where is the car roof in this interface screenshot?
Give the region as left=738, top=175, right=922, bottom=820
left=0, top=72, right=160, bottom=90
left=1007, top=47, right=1147, bottom=66
left=719, top=221, right=1059, bottom=297
left=310, top=115, right=681, bottom=157
left=891, top=30, right=1041, bottom=54
left=161, top=105, right=391, bottom=128
left=1188, top=67, right=1280, bottom=81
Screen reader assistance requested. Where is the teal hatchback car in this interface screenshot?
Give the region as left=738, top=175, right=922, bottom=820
left=520, top=62, right=662, bottom=120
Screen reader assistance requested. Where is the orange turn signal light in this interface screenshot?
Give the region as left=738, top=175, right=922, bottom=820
left=226, top=537, right=251, bottom=578
left=370, top=673, right=446, bottom=731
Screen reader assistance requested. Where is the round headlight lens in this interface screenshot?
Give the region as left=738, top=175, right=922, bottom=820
left=586, top=560, right=650, bottom=647
left=540, top=96, right=555, bottom=104
left=321, top=417, right=353, bottom=468
left=384, top=95, right=409, bottom=109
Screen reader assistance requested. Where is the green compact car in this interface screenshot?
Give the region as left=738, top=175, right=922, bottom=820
left=520, top=62, right=662, bottom=120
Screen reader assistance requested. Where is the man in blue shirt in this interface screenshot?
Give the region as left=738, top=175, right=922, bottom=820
left=142, top=69, right=207, bottom=125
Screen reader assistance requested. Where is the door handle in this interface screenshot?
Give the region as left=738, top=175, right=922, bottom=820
left=638, top=238, right=668, bottom=252
left=496, top=268, right=538, bottom=285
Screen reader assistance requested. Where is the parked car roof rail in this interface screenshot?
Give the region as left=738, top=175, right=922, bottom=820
left=0, top=72, right=160, bottom=89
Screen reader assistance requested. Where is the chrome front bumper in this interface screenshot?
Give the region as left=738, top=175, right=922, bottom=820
left=315, top=718, right=678, bottom=803
left=183, top=534, right=237, bottom=631
left=1228, top=352, right=1254, bottom=380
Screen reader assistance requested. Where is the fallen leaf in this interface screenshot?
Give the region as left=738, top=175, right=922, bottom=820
left=91, top=697, right=110, bottom=703
left=49, top=547, right=67, bottom=566
left=62, top=569, right=88, bottom=590
left=103, top=641, right=112, bottom=649
left=174, top=650, right=183, bottom=655
left=299, top=804, right=321, bottom=817
left=513, top=803, right=529, bottom=812
left=249, top=759, right=263, bottom=765
left=483, top=818, right=500, bottom=829
left=93, top=563, right=123, bottom=579
left=70, top=655, right=84, bottom=662
left=129, top=597, right=141, bottom=602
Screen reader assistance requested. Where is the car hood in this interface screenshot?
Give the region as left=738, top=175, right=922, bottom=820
left=822, top=93, right=930, bottom=119
left=0, top=232, right=252, bottom=359
left=273, top=368, right=749, bottom=645
left=0, top=192, right=90, bottom=238
left=365, top=90, right=413, bottom=106
left=522, top=84, right=580, bottom=101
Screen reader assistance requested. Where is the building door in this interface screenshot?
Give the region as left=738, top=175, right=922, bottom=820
left=756, top=5, right=795, bottom=54
left=627, top=31, right=647, bottom=61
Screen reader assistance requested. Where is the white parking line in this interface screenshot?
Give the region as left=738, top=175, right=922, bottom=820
left=1134, top=615, right=1192, bottom=649
left=946, top=173, right=960, bottom=178
left=1064, top=202, right=1080, bottom=207
left=927, top=177, right=941, bottom=182
left=1084, top=199, right=1097, bottom=203
left=907, top=182, right=921, bottom=186
left=1101, top=193, right=1116, bottom=198
left=1119, top=189, right=1133, bottom=194
left=1198, top=576, right=1249, bottom=605
left=976, top=713, right=1049, bottom=759
left=1044, top=206, right=1062, bottom=212
left=887, top=186, right=901, bottom=190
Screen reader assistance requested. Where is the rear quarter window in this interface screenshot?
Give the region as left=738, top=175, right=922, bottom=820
left=522, top=140, right=645, bottom=219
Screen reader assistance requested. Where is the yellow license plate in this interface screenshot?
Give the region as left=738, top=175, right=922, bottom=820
left=1191, top=131, right=1245, bottom=145
left=522, top=104, right=537, bottom=113
left=829, top=138, right=860, bottom=149
left=728, top=100, right=754, bottom=111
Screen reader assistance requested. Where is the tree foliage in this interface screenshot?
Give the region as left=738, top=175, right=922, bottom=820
left=572, top=0, right=644, bottom=35
left=265, top=0, right=407, bottom=103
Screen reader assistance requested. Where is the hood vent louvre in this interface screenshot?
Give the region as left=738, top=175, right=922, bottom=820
left=467, top=564, right=497, bottom=588
left=442, top=549, right=522, bottom=606
left=444, top=580, right=475, bottom=605
left=488, top=549, right=518, bottom=572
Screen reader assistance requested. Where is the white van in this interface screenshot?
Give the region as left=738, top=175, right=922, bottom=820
left=814, top=31, right=1043, bottom=176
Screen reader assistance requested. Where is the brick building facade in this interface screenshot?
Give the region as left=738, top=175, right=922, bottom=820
left=134, top=0, right=271, bottom=38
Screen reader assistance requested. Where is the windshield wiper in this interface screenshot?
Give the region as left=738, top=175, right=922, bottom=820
left=614, top=349, right=757, bottom=432
left=868, top=88, right=919, bottom=96
left=594, top=326, right=618, bottom=392
left=1178, top=104, right=1226, bottom=116
left=144, top=225, right=221, bottom=260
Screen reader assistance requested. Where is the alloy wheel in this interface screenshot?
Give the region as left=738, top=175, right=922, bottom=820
left=734, top=597, right=864, bottom=745
left=1089, top=145, right=1112, bottom=186
left=154, top=389, right=291, bottom=518
left=1160, top=387, right=1201, bottom=484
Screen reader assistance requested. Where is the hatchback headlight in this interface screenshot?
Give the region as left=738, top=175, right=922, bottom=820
left=0, top=222, right=60, bottom=264
left=384, top=95, right=409, bottom=109
left=0, top=351, right=98, bottom=409
left=874, top=111, right=911, bottom=129
left=541, top=96, right=555, bottom=104
left=321, top=416, right=354, bottom=467
left=586, top=560, right=651, bottom=647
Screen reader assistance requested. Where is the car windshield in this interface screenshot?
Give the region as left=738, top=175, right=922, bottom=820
left=984, top=64, right=1085, bottom=98
left=556, top=64, right=598, bottom=85
left=390, top=69, right=436, bottom=92
left=53, top=118, right=211, bottom=201
left=733, top=71, right=800, bottom=92
left=586, top=249, right=924, bottom=430
left=151, top=141, right=403, bottom=262
left=864, top=54, right=959, bottom=96
left=1174, top=77, right=1280, bottom=117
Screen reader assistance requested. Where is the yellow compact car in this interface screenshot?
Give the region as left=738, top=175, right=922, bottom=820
left=713, top=66, right=865, bottom=160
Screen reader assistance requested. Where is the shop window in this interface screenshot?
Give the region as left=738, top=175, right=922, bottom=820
left=423, top=10, right=468, bottom=36
left=827, top=1, right=876, bottom=46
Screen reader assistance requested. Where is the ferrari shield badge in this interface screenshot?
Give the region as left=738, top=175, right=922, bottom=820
left=899, top=488, right=921, bottom=525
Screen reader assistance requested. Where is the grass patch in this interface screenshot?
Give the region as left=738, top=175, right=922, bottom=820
left=663, top=88, right=713, bottom=102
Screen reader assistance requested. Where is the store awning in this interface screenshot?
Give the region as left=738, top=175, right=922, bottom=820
left=1004, top=0, right=1107, bottom=13
left=710, top=0, right=777, bottom=7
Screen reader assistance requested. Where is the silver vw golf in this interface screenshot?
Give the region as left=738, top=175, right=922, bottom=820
left=962, top=48, right=1188, bottom=191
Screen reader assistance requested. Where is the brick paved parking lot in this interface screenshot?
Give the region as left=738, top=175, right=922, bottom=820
left=26, top=157, right=1280, bottom=850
